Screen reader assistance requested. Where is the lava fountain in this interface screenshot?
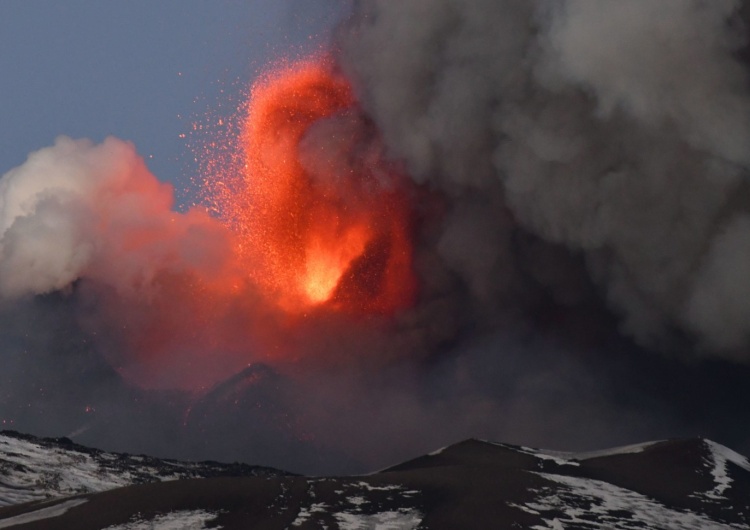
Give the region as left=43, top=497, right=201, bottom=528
left=90, top=59, right=422, bottom=391
left=210, top=59, right=417, bottom=316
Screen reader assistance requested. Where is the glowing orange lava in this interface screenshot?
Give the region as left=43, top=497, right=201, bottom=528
left=212, top=59, right=416, bottom=315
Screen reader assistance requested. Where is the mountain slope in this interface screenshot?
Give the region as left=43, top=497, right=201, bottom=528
left=0, top=430, right=289, bottom=507
left=0, top=435, right=748, bottom=529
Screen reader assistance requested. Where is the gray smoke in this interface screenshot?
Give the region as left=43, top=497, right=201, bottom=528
left=338, top=0, right=750, bottom=359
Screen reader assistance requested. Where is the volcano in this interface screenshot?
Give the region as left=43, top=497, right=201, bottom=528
left=5, top=0, right=750, bottom=511
left=205, top=59, right=418, bottom=317
left=0, top=432, right=748, bottom=529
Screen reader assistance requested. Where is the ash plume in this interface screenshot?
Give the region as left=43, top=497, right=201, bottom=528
left=339, top=0, right=750, bottom=358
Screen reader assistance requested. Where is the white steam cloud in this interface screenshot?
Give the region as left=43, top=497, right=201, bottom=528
left=0, top=136, right=231, bottom=299
left=339, top=0, right=750, bottom=359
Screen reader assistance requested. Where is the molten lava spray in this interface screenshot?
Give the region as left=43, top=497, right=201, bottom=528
left=0, top=59, right=421, bottom=392
left=211, top=60, right=416, bottom=316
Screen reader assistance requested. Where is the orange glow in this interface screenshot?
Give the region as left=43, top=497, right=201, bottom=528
left=302, top=224, right=371, bottom=304
left=81, top=59, right=423, bottom=391
left=211, top=59, right=417, bottom=315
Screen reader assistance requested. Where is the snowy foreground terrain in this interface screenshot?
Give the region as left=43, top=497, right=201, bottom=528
left=0, top=431, right=748, bottom=528
left=0, top=431, right=288, bottom=507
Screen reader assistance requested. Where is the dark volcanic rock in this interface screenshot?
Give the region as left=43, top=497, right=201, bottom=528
left=0, top=435, right=748, bottom=529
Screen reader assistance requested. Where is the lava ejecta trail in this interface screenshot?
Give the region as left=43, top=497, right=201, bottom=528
left=211, top=59, right=417, bottom=316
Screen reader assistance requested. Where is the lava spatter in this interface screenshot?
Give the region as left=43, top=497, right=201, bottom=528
left=208, top=59, right=417, bottom=316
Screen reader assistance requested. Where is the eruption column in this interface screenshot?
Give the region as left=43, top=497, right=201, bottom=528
left=211, top=60, right=417, bottom=316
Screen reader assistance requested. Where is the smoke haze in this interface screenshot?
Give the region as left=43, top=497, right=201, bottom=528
left=1, top=0, right=750, bottom=475
left=340, top=0, right=750, bottom=357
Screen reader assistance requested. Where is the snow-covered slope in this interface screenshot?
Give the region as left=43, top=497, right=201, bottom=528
left=0, top=435, right=748, bottom=529
left=0, top=430, right=288, bottom=507
left=518, top=473, right=740, bottom=530
left=384, top=437, right=750, bottom=529
left=502, top=438, right=750, bottom=529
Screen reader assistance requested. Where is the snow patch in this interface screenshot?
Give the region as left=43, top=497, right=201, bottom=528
left=291, top=503, right=328, bottom=526
left=571, top=441, right=661, bottom=460
left=0, top=432, right=133, bottom=506
left=523, top=472, right=747, bottom=529
left=0, top=432, right=274, bottom=508
left=334, top=508, right=422, bottom=530
left=514, top=441, right=659, bottom=467
left=428, top=446, right=448, bottom=456
left=0, top=498, right=87, bottom=529
left=355, top=482, right=403, bottom=492
left=347, top=496, right=367, bottom=506
left=702, top=440, right=750, bottom=501
left=517, top=447, right=580, bottom=467
left=287, top=480, right=422, bottom=528
left=101, top=509, right=220, bottom=530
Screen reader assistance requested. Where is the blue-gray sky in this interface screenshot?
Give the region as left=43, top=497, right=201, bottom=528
left=0, top=1, right=347, bottom=206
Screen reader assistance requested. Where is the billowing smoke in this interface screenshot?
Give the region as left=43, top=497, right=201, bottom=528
left=0, top=136, right=232, bottom=300
left=339, top=0, right=750, bottom=358
left=0, top=136, right=269, bottom=389
left=2, top=0, right=750, bottom=475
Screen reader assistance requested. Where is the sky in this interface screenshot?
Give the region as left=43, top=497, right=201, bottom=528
left=0, top=1, right=347, bottom=205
